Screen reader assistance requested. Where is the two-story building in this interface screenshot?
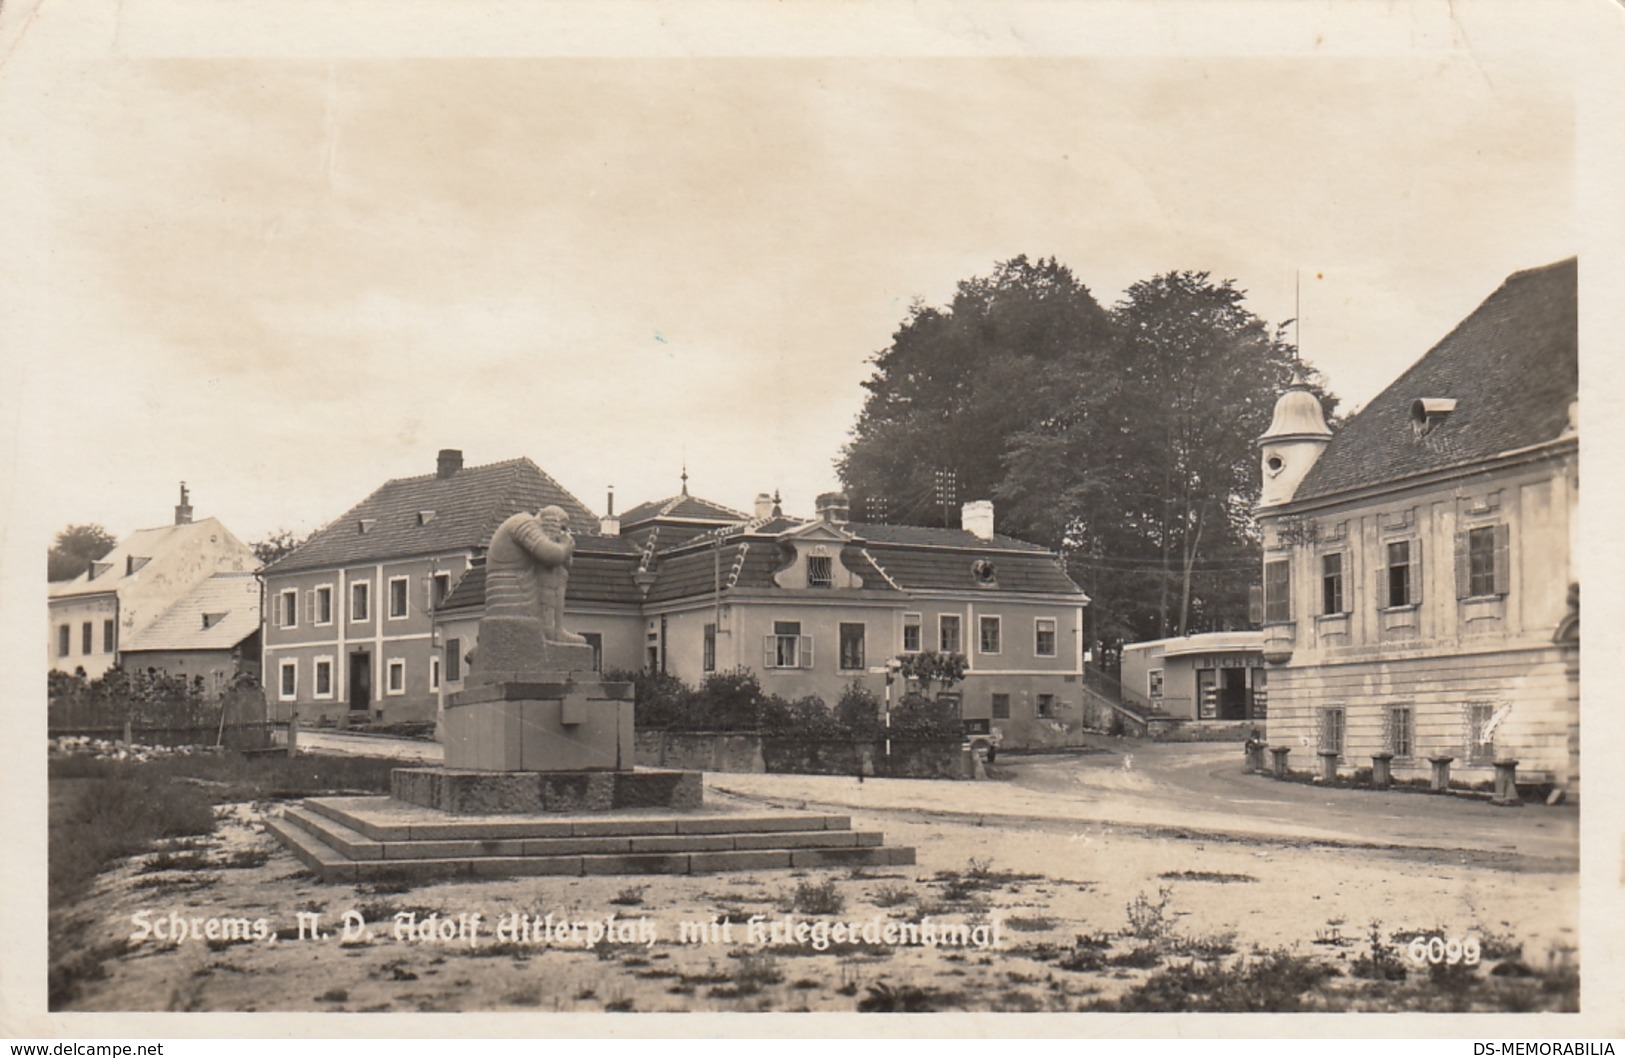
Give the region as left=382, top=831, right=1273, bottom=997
left=1255, top=258, right=1578, bottom=794
left=259, top=451, right=602, bottom=724
left=48, top=486, right=258, bottom=679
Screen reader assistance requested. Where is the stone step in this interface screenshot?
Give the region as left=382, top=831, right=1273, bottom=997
left=303, top=796, right=852, bottom=842
left=269, top=810, right=914, bottom=883
left=281, top=804, right=888, bottom=862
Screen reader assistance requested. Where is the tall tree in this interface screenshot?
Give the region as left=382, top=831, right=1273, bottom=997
left=837, top=256, right=1116, bottom=527
left=48, top=524, right=118, bottom=581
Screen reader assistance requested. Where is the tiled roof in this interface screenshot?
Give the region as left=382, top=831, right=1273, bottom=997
left=620, top=492, right=747, bottom=527
left=437, top=550, right=645, bottom=613
left=1296, top=258, right=1578, bottom=502
left=265, top=458, right=600, bottom=575
left=863, top=546, right=1083, bottom=595
left=845, top=522, right=1051, bottom=554
left=49, top=518, right=256, bottom=598
left=123, top=572, right=261, bottom=652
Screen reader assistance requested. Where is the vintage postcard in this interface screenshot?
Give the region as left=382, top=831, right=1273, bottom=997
left=3, top=0, right=1623, bottom=1042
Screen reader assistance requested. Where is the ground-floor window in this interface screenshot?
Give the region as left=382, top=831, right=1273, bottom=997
left=991, top=692, right=1011, bottom=720
left=386, top=658, right=406, bottom=695
left=1036, top=693, right=1055, bottom=718
left=1318, top=706, right=1345, bottom=756
left=702, top=624, right=716, bottom=672
left=1465, top=702, right=1498, bottom=764
left=57, top=624, right=70, bottom=658
left=1386, top=705, right=1414, bottom=758
left=82, top=622, right=93, bottom=655
left=279, top=659, right=297, bottom=701
left=839, top=622, right=865, bottom=671
left=767, top=620, right=809, bottom=669
left=314, top=657, right=333, bottom=699
left=444, top=638, right=461, bottom=683
left=902, top=613, right=921, bottom=653
left=103, top=619, right=115, bottom=653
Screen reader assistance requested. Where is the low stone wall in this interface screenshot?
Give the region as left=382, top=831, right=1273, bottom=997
left=1145, top=718, right=1254, bottom=742
left=635, top=731, right=965, bottom=780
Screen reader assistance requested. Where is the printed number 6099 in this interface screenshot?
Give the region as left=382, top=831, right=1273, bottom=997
left=1405, top=935, right=1481, bottom=966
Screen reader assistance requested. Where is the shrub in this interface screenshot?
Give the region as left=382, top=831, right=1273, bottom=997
left=887, top=692, right=964, bottom=740
left=692, top=669, right=768, bottom=731
left=835, top=683, right=884, bottom=740
left=760, top=694, right=844, bottom=740
left=789, top=878, right=845, bottom=915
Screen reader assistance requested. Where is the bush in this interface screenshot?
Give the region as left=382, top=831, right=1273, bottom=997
left=690, top=669, right=768, bottom=731
left=887, top=692, right=964, bottom=740
left=759, top=694, right=843, bottom=740
left=609, top=668, right=694, bottom=731
left=835, top=683, right=883, bottom=741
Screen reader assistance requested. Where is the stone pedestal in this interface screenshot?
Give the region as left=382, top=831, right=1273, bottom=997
left=1492, top=758, right=1521, bottom=807
left=391, top=766, right=703, bottom=814
left=1371, top=752, right=1394, bottom=790
left=1428, top=755, right=1455, bottom=792
left=1316, top=750, right=1339, bottom=783
left=1269, top=746, right=1291, bottom=778
left=442, top=676, right=633, bottom=772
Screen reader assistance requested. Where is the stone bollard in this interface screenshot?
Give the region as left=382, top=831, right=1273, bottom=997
left=1317, top=750, right=1340, bottom=783
left=1492, top=758, right=1521, bottom=807
left=1269, top=746, right=1291, bottom=778
left=1428, top=755, right=1454, bottom=792
left=1371, top=752, right=1394, bottom=790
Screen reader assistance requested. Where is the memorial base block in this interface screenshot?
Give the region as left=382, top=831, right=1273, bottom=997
left=442, top=676, right=634, bottom=772
left=392, top=766, right=704, bottom=814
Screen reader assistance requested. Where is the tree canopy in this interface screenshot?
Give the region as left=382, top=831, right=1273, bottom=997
left=251, top=528, right=312, bottom=566
left=838, top=259, right=1337, bottom=661
left=48, top=524, right=118, bottom=582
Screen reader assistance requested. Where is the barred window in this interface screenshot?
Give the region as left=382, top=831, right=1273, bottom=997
left=1264, top=559, right=1291, bottom=623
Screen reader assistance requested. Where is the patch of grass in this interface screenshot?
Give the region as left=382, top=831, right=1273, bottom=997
left=1350, top=923, right=1407, bottom=981
left=1157, top=870, right=1257, bottom=884
left=1107, top=944, right=1163, bottom=969
left=857, top=980, right=949, bottom=1012
left=131, top=873, right=218, bottom=893
left=603, top=997, right=635, bottom=1012
left=222, top=848, right=271, bottom=870
left=788, top=878, right=845, bottom=915
left=1101, top=949, right=1340, bottom=1012
left=609, top=886, right=646, bottom=907
left=504, top=986, right=543, bottom=1007
left=709, top=954, right=784, bottom=999
left=47, top=939, right=130, bottom=1010
left=1123, top=887, right=1175, bottom=940
left=1170, top=930, right=1238, bottom=961
left=50, top=775, right=216, bottom=909
left=1003, top=916, right=1058, bottom=933
left=139, top=849, right=214, bottom=873
left=870, top=883, right=914, bottom=908
left=316, top=988, right=349, bottom=1003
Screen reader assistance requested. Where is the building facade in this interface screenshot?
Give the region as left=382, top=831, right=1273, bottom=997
left=119, top=572, right=263, bottom=696
left=1120, top=631, right=1266, bottom=726
left=435, top=491, right=1093, bottom=749
left=1255, top=259, right=1579, bottom=793
left=47, top=487, right=258, bottom=679
left=259, top=451, right=603, bottom=725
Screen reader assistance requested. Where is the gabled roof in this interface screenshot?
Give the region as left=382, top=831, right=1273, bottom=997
left=265, top=458, right=600, bottom=575
left=122, top=572, right=261, bottom=652
left=845, top=522, right=1052, bottom=554
left=619, top=491, right=748, bottom=527
left=49, top=518, right=255, bottom=598
left=1296, top=258, right=1577, bottom=502
left=862, top=545, right=1083, bottom=596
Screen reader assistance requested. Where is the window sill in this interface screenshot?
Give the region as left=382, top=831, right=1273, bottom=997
left=1462, top=596, right=1506, bottom=623
left=1379, top=605, right=1418, bottom=631
left=1315, top=613, right=1350, bottom=636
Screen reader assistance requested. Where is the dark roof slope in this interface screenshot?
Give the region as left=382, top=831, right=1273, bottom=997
left=1296, top=258, right=1577, bottom=501
left=620, top=492, right=747, bottom=527
left=864, top=546, right=1083, bottom=595
left=846, top=522, right=1051, bottom=554
left=266, top=458, right=600, bottom=574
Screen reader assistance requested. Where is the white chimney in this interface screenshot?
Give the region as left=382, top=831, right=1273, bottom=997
left=962, top=500, right=995, bottom=541
left=754, top=492, right=775, bottom=520
left=600, top=487, right=620, bottom=536
left=815, top=492, right=851, bottom=525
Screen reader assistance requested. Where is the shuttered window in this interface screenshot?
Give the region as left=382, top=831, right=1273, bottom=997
left=1264, top=559, right=1291, bottom=623
left=1382, top=540, right=1421, bottom=608
left=1458, top=524, right=1510, bottom=599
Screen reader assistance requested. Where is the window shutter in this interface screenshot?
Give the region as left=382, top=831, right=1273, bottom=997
left=1411, top=545, right=1423, bottom=604
left=305, top=589, right=314, bottom=624
left=1248, top=585, right=1263, bottom=625
left=763, top=636, right=775, bottom=668
left=1493, top=523, right=1510, bottom=596
left=1455, top=531, right=1470, bottom=600
left=1378, top=548, right=1390, bottom=609
left=801, top=635, right=814, bottom=669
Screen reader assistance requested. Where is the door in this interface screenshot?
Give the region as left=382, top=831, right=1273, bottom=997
left=1219, top=668, right=1248, bottom=720
left=348, top=651, right=371, bottom=712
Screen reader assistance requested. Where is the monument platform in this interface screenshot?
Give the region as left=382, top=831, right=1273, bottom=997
left=392, top=766, right=702, bottom=814
left=267, top=795, right=917, bottom=882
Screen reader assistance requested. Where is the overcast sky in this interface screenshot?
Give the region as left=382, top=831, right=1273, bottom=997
left=4, top=2, right=1600, bottom=547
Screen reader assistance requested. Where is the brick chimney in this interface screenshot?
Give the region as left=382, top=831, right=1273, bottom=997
left=436, top=449, right=463, bottom=479
left=174, top=482, right=193, bottom=525
left=754, top=492, right=775, bottom=520
left=815, top=492, right=851, bottom=525
left=600, top=486, right=620, bottom=537
left=962, top=500, right=994, bottom=541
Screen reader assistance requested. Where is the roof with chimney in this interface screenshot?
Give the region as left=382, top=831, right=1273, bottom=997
left=264, top=456, right=601, bottom=575
left=49, top=517, right=255, bottom=599
left=122, top=572, right=261, bottom=652
left=1295, top=258, right=1578, bottom=502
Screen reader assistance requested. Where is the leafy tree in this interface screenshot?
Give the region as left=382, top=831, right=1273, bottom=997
left=838, top=256, right=1115, bottom=526
left=894, top=651, right=967, bottom=697
left=48, top=524, right=118, bottom=582
left=251, top=527, right=311, bottom=566
left=840, top=260, right=1338, bottom=667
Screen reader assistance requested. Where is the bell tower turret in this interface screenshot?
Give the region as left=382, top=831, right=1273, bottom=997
left=1258, top=378, right=1332, bottom=508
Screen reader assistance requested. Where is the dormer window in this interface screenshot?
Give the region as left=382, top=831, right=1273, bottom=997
left=418, top=510, right=437, bottom=526
left=972, top=559, right=998, bottom=586
left=1410, top=398, right=1457, bottom=438
left=358, top=518, right=378, bottom=534
left=807, top=555, right=833, bottom=588
left=201, top=612, right=227, bottom=631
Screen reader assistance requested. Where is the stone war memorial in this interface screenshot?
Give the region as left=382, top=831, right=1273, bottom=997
left=270, top=505, right=915, bottom=881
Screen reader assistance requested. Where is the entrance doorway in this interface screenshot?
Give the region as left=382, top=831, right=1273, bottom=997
left=348, top=651, right=371, bottom=714
left=1218, top=667, right=1248, bottom=720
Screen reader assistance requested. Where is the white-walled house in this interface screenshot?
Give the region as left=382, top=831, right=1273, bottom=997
left=1255, top=259, right=1578, bottom=795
